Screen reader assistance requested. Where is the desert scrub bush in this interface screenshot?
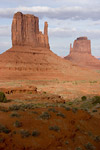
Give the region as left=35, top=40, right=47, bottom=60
left=9, top=103, right=35, bottom=111
left=92, top=109, right=97, bottom=113
left=10, top=112, right=20, bottom=117
left=65, top=141, right=69, bottom=145
left=49, top=125, right=60, bottom=132
left=81, top=96, right=87, bottom=101
left=14, top=120, right=22, bottom=128
left=67, top=102, right=73, bottom=105
left=0, top=124, right=11, bottom=134
left=56, top=112, right=66, bottom=118
left=20, top=129, right=30, bottom=138
left=65, top=107, right=71, bottom=111
left=0, top=137, right=5, bottom=143
left=48, top=108, right=58, bottom=113
left=40, top=112, right=51, bottom=120
left=75, top=147, right=82, bottom=150
left=94, top=135, right=100, bottom=142
left=0, top=107, right=8, bottom=112
left=72, top=107, right=78, bottom=113
left=31, top=111, right=38, bottom=114
left=84, top=142, right=96, bottom=150
left=0, top=92, right=7, bottom=103
left=92, top=96, right=100, bottom=105
left=32, top=130, right=40, bottom=137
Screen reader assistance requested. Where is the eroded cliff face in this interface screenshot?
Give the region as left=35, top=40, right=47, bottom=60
left=65, top=37, right=100, bottom=69
left=12, top=12, right=50, bottom=49
left=71, top=37, right=91, bottom=54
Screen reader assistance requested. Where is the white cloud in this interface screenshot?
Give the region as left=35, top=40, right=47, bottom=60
left=49, top=27, right=100, bottom=39
left=0, top=6, right=100, bottom=21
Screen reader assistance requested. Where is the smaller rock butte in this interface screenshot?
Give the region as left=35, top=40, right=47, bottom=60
left=65, top=37, right=100, bottom=69
left=12, top=12, right=50, bottom=49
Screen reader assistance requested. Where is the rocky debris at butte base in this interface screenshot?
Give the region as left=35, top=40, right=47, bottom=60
left=64, top=37, right=100, bottom=69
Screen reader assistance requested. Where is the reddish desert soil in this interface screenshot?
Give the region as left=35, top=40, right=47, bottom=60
left=0, top=105, right=100, bottom=150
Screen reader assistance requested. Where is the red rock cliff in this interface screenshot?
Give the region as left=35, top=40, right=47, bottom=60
left=70, top=37, right=91, bottom=54
left=65, top=37, right=100, bottom=69
left=12, top=12, right=50, bottom=49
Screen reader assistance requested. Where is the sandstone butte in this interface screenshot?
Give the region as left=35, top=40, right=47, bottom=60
left=0, top=12, right=99, bottom=81
left=64, top=37, right=100, bottom=69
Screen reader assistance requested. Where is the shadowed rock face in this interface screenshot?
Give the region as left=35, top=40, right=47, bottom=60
left=12, top=12, right=50, bottom=49
left=65, top=37, right=100, bottom=69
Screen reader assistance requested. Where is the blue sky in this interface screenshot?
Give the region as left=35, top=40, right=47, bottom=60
left=0, top=0, right=100, bottom=57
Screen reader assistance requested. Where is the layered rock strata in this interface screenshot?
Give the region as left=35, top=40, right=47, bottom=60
left=12, top=12, right=50, bottom=49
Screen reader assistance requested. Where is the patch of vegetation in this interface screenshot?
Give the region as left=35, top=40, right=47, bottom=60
left=67, top=102, right=73, bottom=105
left=0, top=107, right=8, bottom=112
left=75, top=147, right=82, bottom=150
left=81, top=96, right=87, bottom=101
left=92, top=96, right=100, bottom=105
left=20, top=129, right=30, bottom=138
left=56, top=112, right=66, bottom=118
left=0, top=92, right=7, bottom=103
left=65, top=107, right=71, bottom=111
left=9, top=103, right=36, bottom=111
left=92, top=109, right=97, bottom=113
left=32, top=130, right=40, bottom=137
left=40, top=112, right=51, bottom=120
left=14, top=120, right=22, bottom=128
left=0, top=137, right=5, bottom=143
left=10, top=112, right=20, bottom=117
left=0, top=124, right=11, bottom=134
left=48, top=108, right=58, bottom=113
left=94, top=136, right=100, bottom=142
left=65, top=141, right=69, bottom=145
left=89, top=80, right=97, bottom=84
left=49, top=125, right=60, bottom=132
left=31, top=111, right=38, bottom=114
left=72, top=108, right=78, bottom=113
left=84, top=142, right=96, bottom=150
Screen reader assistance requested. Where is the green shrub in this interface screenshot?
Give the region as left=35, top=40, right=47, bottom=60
left=32, top=130, right=40, bottom=137
left=92, top=96, right=100, bottom=105
left=20, top=129, right=30, bottom=138
left=14, top=121, right=22, bottom=128
left=84, top=142, right=96, bottom=150
left=10, top=112, right=20, bottom=117
left=65, top=107, right=71, bottom=111
left=94, top=136, right=100, bottom=142
left=40, top=112, right=51, bottom=120
left=65, top=141, right=69, bottom=145
left=56, top=112, right=66, bottom=118
left=0, top=137, right=5, bottom=143
left=72, top=108, right=78, bottom=113
left=48, top=108, right=58, bottom=113
left=75, top=147, right=82, bottom=150
left=0, top=124, right=11, bottom=134
left=49, top=125, right=60, bottom=132
left=81, top=96, right=87, bottom=101
left=92, top=109, right=97, bottom=113
left=0, top=92, right=7, bottom=103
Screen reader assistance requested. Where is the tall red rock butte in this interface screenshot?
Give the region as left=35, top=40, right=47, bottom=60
left=65, top=37, right=100, bottom=69
left=12, top=12, right=50, bottom=49
left=0, top=13, right=99, bottom=81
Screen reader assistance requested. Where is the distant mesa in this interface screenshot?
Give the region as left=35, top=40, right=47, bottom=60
left=12, top=12, right=50, bottom=49
left=65, top=37, right=100, bottom=69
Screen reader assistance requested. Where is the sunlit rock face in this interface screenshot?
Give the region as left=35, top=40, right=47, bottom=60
left=12, top=12, right=50, bottom=49
left=65, top=37, right=100, bottom=69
